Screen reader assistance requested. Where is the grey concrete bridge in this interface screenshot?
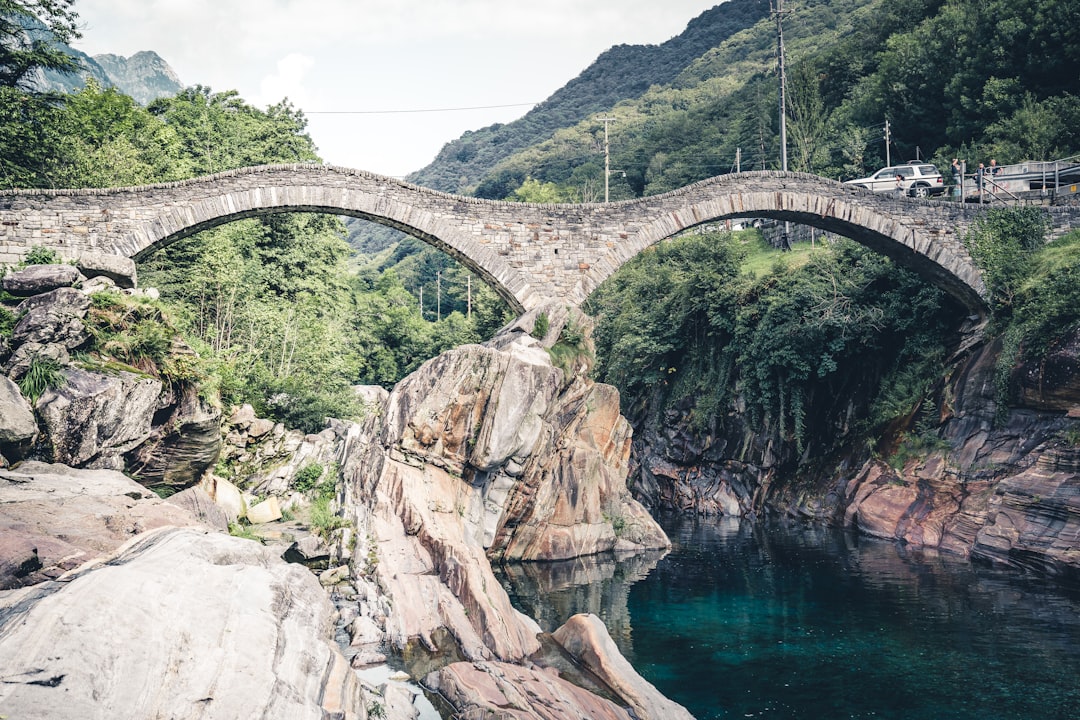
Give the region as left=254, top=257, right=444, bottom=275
left=2, top=164, right=1078, bottom=314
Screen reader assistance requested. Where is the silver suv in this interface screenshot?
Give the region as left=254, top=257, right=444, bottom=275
left=844, top=162, right=946, bottom=198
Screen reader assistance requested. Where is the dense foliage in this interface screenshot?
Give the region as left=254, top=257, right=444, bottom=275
left=407, top=0, right=770, bottom=194
left=588, top=232, right=960, bottom=456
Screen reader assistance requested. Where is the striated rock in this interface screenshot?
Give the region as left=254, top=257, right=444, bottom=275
left=551, top=613, right=695, bottom=720
left=343, top=326, right=668, bottom=667
left=0, top=527, right=366, bottom=719
left=971, top=445, right=1080, bottom=581
left=75, top=251, right=137, bottom=289
left=36, top=366, right=162, bottom=468
left=1, top=263, right=84, bottom=296
left=124, top=384, right=222, bottom=492
left=0, top=461, right=208, bottom=589
left=428, top=660, right=635, bottom=720
left=0, top=375, right=37, bottom=452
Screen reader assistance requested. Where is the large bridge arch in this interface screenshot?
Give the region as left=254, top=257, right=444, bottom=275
left=105, top=169, right=543, bottom=313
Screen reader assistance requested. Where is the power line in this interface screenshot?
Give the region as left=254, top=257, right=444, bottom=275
left=306, top=102, right=538, bottom=115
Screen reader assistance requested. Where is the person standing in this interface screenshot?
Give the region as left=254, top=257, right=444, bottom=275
left=951, top=158, right=962, bottom=198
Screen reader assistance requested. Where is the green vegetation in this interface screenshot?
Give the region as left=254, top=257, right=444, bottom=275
left=446, top=0, right=1080, bottom=202
left=294, top=462, right=325, bottom=493
left=588, top=231, right=959, bottom=454
left=21, top=246, right=59, bottom=266
left=17, top=354, right=64, bottom=402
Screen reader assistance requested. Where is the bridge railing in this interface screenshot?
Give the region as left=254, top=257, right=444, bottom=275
left=953, top=155, right=1080, bottom=205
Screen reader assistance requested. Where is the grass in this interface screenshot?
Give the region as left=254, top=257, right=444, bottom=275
left=18, top=355, right=64, bottom=402
left=736, top=230, right=829, bottom=278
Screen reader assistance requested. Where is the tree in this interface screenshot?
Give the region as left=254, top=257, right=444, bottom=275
left=0, top=0, right=80, bottom=90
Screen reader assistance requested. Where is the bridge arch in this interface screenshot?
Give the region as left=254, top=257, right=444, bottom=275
left=572, top=172, right=990, bottom=314
left=106, top=167, right=542, bottom=313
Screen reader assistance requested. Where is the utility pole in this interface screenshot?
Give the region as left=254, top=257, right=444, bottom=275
left=736, top=147, right=742, bottom=173
left=466, top=275, right=472, bottom=321
left=436, top=271, right=441, bottom=322
left=773, top=0, right=790, bottom=173
left=773, top=0, right=792, bottom=250
left=598, top=116, right=617, bottom=202
left=883, top=119, right=892, bottom=166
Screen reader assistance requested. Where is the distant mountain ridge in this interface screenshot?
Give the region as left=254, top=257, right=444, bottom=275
left=408, top=0, right=768, bottom=193
left=17, top=14, right=183, bottom=104
left=35, top=48, right=183, bottom=105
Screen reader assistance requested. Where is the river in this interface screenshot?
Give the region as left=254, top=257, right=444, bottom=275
left=497, top=513, right=1080, bottom=720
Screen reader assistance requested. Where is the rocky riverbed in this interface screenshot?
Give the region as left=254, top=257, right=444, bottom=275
left=0, top=261, right=693, bottom=719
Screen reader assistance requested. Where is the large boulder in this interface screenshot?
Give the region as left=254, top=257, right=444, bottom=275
left=0, top=376, right=37, bottom=453
left=36, top=367, right=162, bottom=468
left=0, top=527, right=366, bottom=719
left=75, top=251, right=137, bottom=289
left=1, top=263, right=85, bottom=296
left=0, top=461, right=209, bottom=589
left=10, top=286, right=90, bottom=349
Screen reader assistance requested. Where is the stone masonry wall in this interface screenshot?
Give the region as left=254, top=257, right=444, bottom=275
left=2, top=165, right=1076, bottom=312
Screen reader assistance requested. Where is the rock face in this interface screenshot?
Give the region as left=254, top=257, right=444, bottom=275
left=124, top=384, right=222, bottom=491
left=630, top=328, right=1080, bottom=582
left=37, top=366, right=162, bottom=469
left=341, top=306, right=670, bottom=669
left=0, top=527, right=365, bottom=719
left=0, top=375, right=38, bottom=454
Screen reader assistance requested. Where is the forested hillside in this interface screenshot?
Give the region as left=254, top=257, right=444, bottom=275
left=418, top=0, right=1080, bottom=201
left=408, top=0, right=770, bottom=194
left=0, top=1, right=508, bottom=432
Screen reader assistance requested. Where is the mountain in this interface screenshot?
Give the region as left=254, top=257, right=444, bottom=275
left=87, top=51, right=184, bottom=105
left=35, top=48, right=183, bottom=104
left=407, top=0, right=770, bottom=194
left=17, top=14, right=183, bottom=103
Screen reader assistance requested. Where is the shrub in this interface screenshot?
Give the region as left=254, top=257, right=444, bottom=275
left=532, top=311, right=550, bottom=340
left=21, top=246, right=60, bottom=266
left=294, top=462, right=324, bottom=493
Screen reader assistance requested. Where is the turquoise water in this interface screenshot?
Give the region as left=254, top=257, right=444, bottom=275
left=498, top=514, right=1080, bottom=720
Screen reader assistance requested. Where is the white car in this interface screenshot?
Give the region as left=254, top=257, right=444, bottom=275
left=844, top=163, right=946, bottom=198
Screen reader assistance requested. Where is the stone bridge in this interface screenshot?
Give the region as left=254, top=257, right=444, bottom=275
left=2, top=164, right=1078, bottom=314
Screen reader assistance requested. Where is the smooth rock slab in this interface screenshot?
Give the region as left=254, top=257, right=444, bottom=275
left=0, top=527, right=365, bottom=719
left=551, top=613, right=695, bottom=720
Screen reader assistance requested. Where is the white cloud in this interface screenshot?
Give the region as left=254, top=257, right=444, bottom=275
left=252, top=53, right=315, bottom=109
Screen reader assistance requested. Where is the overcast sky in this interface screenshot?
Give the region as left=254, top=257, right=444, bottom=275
left=72, top=0, right=722, bottom=178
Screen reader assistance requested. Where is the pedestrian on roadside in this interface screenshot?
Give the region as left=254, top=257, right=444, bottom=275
left=951, top=158, right=961, bottom=197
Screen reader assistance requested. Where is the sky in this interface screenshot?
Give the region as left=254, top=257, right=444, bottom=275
left=72, top=0, right=722, bottom=178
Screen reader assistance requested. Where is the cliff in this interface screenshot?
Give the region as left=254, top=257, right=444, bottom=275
left=629, top=329, right=1080, bottom=584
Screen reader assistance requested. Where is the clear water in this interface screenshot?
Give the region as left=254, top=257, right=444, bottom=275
left=498, top=514, right=1080, bottom=720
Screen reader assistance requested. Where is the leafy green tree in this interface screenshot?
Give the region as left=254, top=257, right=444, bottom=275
left=0, top=0, right=80, bottom=90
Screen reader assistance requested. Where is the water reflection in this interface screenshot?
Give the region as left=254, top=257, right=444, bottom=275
left=497, top=513, right=1080, bottom=720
